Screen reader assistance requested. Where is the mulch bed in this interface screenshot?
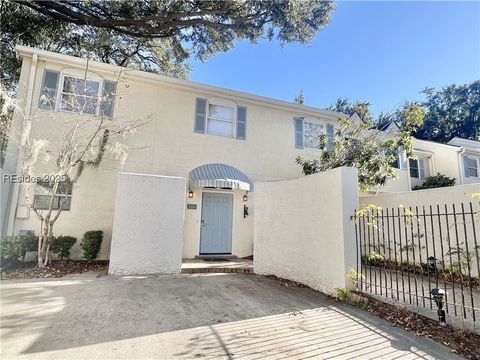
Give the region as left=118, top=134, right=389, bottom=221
left=361, top=294, right=480, bottom=360
left=362, top=294, right=480, bottom=360
left=266, top=274, right=480, bottom=359
left=1, top=260, right=109, bottom=280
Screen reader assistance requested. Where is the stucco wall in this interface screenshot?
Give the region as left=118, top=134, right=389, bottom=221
left=254, top=167, right=359, bottom=294
left=360, top=183, right=480, bottom=209
left=109, top=173, right=186, bottom=275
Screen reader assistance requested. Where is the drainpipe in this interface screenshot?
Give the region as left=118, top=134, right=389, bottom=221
left=430, top=154, right=436, bottom=176
left=6, top=53, right=38, bottom=236
left=457, top=148, right=466, bottom=185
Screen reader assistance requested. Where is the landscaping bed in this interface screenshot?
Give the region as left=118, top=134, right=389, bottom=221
left=1, top=260, right=109, bottom=280
left=361, top=293, right=480, bottom=360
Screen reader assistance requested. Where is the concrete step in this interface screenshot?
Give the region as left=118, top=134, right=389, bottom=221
left=181, top=267, right=253, bottom=274
left=194, top=255, right=238, bottom=260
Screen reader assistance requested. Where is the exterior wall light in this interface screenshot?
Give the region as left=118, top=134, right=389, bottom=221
left=243, top=192, right=248, bottom=202
left=427, top=256, right=437, bottom=273
left=188, top=190, right=194, bottom=198
left=431, top=287, right=446, bottom=324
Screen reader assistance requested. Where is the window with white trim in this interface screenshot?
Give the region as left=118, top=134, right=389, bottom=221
left=60, top=76, right=100, bottom=115
left=207, top=103, right=234, bottom=137
left=38, top=69, right=117, bottom=118
left=304, top=122, right=324, bottom=149
left=409, top=158, right=425, bottom=179
left=464, top=156, right=478, bottom=178
left=386, top=151, right=400, bottom=169
left=34, top=181, right=72, bottom=211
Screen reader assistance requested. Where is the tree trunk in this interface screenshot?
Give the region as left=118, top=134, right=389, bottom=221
left=37, top=219, right=44, bottom=267
left=37, top=221, right=54, bottom=268
left=37, top=234, right=46, bottom=268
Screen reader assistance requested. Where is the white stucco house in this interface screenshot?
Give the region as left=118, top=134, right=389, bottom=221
left=373, top=121, right=480, bottom=193
left=1, top=46, right=479, bottom=262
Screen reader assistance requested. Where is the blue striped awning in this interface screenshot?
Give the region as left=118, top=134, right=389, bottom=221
left=189, top=163, right=253, bottom=191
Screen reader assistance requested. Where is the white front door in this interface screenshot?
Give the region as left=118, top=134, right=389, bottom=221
left=200, top=192, right=233, bottom=254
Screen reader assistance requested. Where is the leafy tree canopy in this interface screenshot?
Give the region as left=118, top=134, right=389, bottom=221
left=415, top=81, right=480, bottom=143
left=294, top=90, right=305, bottom=104
left=297, top=103, right=426, bottom=191
left=2, top=0, right=335, bottom=89
left=328, top=97, right=373, bottom=123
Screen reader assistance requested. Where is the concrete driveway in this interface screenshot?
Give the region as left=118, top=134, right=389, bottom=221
left=1, top=273, right=461, bottom=359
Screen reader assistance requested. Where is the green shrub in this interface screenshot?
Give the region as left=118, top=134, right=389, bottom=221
left=412, top=173, right=456, bottom=191
left=50, top=236, right=77, bottom=260
left=0, top=235, right=37, bottom=266
left=81, top=231, right=103, bottom=260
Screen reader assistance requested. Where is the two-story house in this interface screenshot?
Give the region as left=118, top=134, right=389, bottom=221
left=2, top=46, right=478, bottom=260
left=373, top=121, right=480, bottom=194
left=2, top=46, right=347, bottom=260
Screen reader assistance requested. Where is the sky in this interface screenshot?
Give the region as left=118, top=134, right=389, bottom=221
left=190, top=1, right=480, bottom=116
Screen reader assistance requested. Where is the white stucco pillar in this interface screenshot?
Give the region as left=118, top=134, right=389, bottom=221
left=109, top=173, right=186, bottom=275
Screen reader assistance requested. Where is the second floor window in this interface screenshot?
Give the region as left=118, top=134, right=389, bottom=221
left=60, top=76, right=99, bottom=115
left=464, top=156, right=479, bottom=178
left=194, top=98, right=247, bottom=140
left=386, top=151, right=400, bottom=169
left=207, top=103, right=234, bottom=137
left=38, top=69, right=117, bottom=118
left=294, top=117, right=334, bottom=150
left=304, top=122, right=324, bottom=149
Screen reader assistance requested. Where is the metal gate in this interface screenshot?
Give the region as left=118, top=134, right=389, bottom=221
left=354, top=202, right=480, bottom=331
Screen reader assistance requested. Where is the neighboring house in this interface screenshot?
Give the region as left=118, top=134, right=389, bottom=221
left=2, top=46, right=346, bottom=259
left=372, top=121, right=480, bottom=193
left=447, top=137, right=480, bottom=184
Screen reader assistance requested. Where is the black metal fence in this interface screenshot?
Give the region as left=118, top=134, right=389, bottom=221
left=354, top=202, right=480, bottom=330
